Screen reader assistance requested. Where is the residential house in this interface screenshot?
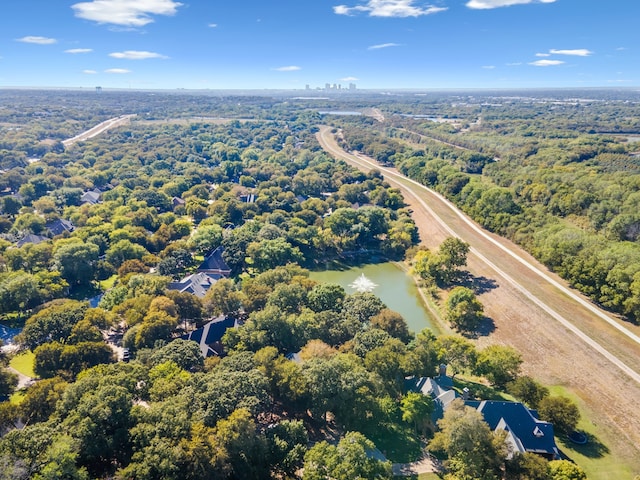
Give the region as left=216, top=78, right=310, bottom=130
left=197, top=246, right=232, bottom=276
left=45, top=218, right=74, bottom=237
left=172, top=197, right=186, bottom=210
left=167, top=246, right=232, bottom=298
left=180, top=315, right=238, bottom=357
left=16, top=234, right=49, bottom=248
left=466, top=400, right=560, bottom=459
left=81, top=189, right=102, bottom=205
left=167, top=271, right=226, bottom=298
left=407, top=366, right=560, bottom=460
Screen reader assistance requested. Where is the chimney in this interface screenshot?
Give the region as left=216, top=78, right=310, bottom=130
left=462, top=387, right=470, bottom=401
left=439, top=364, right=447, bottom=377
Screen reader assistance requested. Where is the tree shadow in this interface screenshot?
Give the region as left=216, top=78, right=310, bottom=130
left=459, top=273, right=499, bottom=295
left=475, top=315, right=496, bottom=337
left=459, top=315, right=496, bottom=339
left=561, top=430, right=610, bottom=459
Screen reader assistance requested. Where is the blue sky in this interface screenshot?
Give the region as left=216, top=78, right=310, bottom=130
left=0, top=0, right=637, bottom=90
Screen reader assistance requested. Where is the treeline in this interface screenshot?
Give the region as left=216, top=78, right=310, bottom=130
left=336, top=103, right=640, bottom=323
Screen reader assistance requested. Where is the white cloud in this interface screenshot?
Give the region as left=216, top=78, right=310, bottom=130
left=273, top=66, right=301, bottom=71
left=16, top=36, right=57, bottom=44
left=66, top=48, right=93, bottom=54
left=467, top=0, right=555, bottom=9
left=83, top=69, right=98, bottom=74
left=334, top=1, right=447, bottom=18
left=616, top=47, right=626, bottom=51
left=506, top=62, right=522, bottom=66
left=529, top=59, right=564, bottom=67
left=549, top=48, right=593, bottom=56
left=341, top=76, right=359, bottom=81
left=535, top=53, right=551, bottom=57
left=72, top=0, right=183, bottom=27
left=105, top=68, right=131, bottom=74
left=109, top=50, right=167, bottom=59
left=482, top=65, right=496, bottom=69
left=368, top=42, right=401, bottom=50
left=208, top=23, right=218, bottom=28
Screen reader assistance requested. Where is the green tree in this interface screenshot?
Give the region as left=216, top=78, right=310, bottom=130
left=58, top=384, right=133, bottom=475
left=435, top=335, right=477, bottom=377
left=342, top=292, right=386, bottom=324
left=148, top=339, right=204, bottom=372
left=307, top=283, right=346, bottom=312
left=0, top=367, right=18, bottom=400
left=438, top=237, right=471, bottom=284
left=507, top=376, right=550, bottom=409
left=475, top=345, right=523, bottom=388
left=303, top=431, right=392, bottom=480
left=548, top=460, right=587, bottom=480
left=203, top=278, right=244, bottom=317
left=187, top=224, right=223, bottom=255
left=430, top=399, right=508, bottom=480
left=538, top=396, right=581, bottom=435
left=19, top=376, right=68, bottom=424
left=445, top=286, right=484, bottom=332
left=505, top=452, right=551, bottom=480
left=53, top=241, right=99, bottom=286
left=214, top=408, right=269, bottom=479
left=18, top=300, right=88, bottom=350
left=401, top=391, right=434, bottom=436
left=405, top=328, right=439, bottom=378
left=265, top=419, right=308, bottom=478
left=246, top=238, right=303, bottom=273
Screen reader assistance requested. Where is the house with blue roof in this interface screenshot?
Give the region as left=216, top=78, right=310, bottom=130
left=408, top=366, right=560, bottom=460
left=167, top=246, right=232, bottom=298
left=466, top=400, right=560, bottom=459
left=180, top=315, right=238, bottom=357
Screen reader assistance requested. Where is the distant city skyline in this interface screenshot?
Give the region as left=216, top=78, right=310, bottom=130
left=1, top=1, right=637, bottom=90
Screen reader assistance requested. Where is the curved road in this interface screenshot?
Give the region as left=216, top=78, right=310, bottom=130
left=318, top=126, right=640, bottom=465
left=62, top=114, right=136, bottom=147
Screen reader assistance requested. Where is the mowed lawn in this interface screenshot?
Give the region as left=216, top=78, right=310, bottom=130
left=9, top=350, right=36, bottom=378
left=548, top=386, right=637, bottom=480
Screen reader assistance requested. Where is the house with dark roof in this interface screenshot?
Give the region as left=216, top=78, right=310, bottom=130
left=408, top=367, right=560, bottom=460
left=172, top=197, right=186, bottom=210
left=45, top=218, right=74, bottom=237
left=16, top=233, right=49, bottom=248
left=466, top=400, right=560, bottom=459
left=167, top=246, right=231, bottom=298
left=198, top=246, right=231, bottom=276
left=168, top=271, right=226, bottom=298
left=81, top=189, right=102, bottom=205
left=180, top=315, right=238, bottom=357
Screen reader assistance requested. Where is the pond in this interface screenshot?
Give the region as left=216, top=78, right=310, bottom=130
left=309, top=261, right=440, bottom=335
left=0, top=324, right=22, bottom=345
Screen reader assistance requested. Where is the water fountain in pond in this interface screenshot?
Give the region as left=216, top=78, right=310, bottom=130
left=349, top=273, right=378, bottom=293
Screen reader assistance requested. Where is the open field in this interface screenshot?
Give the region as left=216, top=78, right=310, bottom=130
left=317, top=126, right=640, bottom=479
left=9, top=351, right=35, bottom=378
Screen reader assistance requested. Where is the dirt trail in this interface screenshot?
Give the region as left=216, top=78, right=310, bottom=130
left=317, top=126, right=640, bottom=472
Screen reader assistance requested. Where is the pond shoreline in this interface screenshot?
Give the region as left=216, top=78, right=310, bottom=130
left=309, top=259, right=444, bottom=335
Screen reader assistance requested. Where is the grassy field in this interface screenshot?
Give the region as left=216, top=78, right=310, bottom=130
left=99, top=274, right=118, bottom=290
left=9, top=350, right=36, bottom=378
left=548, top=386, right=638, bottom=480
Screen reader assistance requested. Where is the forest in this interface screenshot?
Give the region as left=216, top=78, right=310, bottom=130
left=334, top=90, right=640, bottom=324
left=1, top=88, right=631, bottom=479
